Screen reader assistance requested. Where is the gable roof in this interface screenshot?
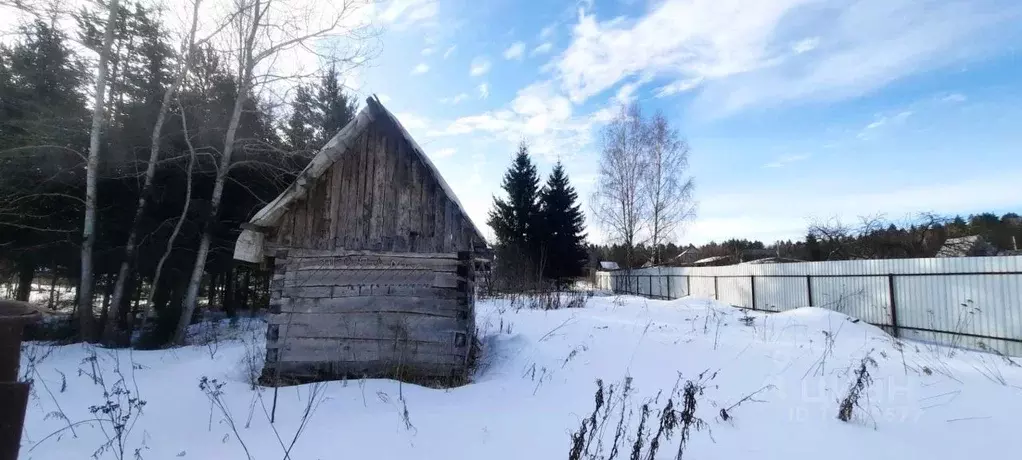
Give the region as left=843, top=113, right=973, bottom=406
left=234, top=96, right=487, bottom=262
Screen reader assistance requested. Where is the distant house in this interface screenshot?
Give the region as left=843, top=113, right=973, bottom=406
left=599, top=261, right=620, bottom=271
left=936, top=235, right=998, bottom=257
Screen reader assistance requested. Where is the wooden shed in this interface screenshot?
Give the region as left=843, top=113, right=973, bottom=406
left=233, top=95, right=488, bottom=385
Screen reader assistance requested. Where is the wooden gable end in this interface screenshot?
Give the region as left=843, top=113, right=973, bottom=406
left=269, top=120, right=478, bottom=253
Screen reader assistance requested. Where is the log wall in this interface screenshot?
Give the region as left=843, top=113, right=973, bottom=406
left=261, top=249, right=476, bottom=384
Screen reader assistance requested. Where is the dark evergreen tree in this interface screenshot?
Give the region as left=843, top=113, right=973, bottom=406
left=487, top=142, right=543, bottom=277
left=539, top=161, right=587, bottom=283
left=285, top=84, right=317, bottom=153
left=314, top=64, right=358, bottom=147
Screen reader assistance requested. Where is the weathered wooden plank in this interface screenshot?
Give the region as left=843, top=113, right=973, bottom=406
left=274, top=295, right=464, bottom=315
left=270, top=311, right=469, bottom=341
left=274, top=337, right=466, bottom=363
left=394, top=139, right=412, bottom=252
left=423, top=174, right=436, bottom=253
left=285, top=269, right=464, bottom=288
left=285, top=255, right=460, bottom=271
left=444, top=199, right=455, bottom=252
left=285, top=248, right=458, bottom=259
left=328, top=146, right=344, bottom=249
left=329, top=285, right=464, bottom=299
left=360, top=128, right=376, bottom=249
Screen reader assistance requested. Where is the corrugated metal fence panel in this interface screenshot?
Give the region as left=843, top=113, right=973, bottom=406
left=717, top=277, right=752, bottom=307
left=894, top=273, right=1022, bottom=355
left=690, top=277, right=716, bottom=299
left=755, top=276, right=809, bottom=312
left=810, top=276, right=892, bottom=326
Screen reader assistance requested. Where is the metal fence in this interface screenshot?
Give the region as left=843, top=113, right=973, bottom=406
left=595, top=256, right=1022, bottom=356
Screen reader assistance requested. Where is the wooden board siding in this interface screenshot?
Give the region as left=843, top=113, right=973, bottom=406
left=272, top=124, right=478, bottom=254
left=261, top=250, right=476, bottom=385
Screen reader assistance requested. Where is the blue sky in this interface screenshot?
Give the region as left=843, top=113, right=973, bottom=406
left=352, top=0, right=1022, bottom=245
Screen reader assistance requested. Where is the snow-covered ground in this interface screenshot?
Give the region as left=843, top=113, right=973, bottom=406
left=18, top=295, right=1022, bottom=459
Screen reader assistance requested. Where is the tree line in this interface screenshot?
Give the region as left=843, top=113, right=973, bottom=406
left=487, top=142, right=588, bottom=290
left=590, top=212, right=1022, bottom=268
left=0, top=0, right=372, bottom=346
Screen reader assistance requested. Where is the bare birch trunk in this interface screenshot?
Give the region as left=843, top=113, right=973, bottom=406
left=78, top=0, right=121, bottom=342
left=104, top=0, right=203, bottom=346
left=138, top=99, right=197, bottom=339
left=173, top=63, right=251, bottom=345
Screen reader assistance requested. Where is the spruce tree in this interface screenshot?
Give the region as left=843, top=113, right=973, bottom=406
left=540, top=162, right=588, bottom=283
left=487, top=142, right=543, bottom=274
left=285, top=84, right=317, bottom=153
left=314, top=64, right=359, bottom=147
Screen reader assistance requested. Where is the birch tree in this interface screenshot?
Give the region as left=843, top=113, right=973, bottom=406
left=172, top=0, right=373, bottom=344
left=643, top=111, right=695, bottom=265
left=78, top=0, right=121, bottom=342
left=591, top=104, right=647, bottom=271
left=102, top=0, right=206, bottom=345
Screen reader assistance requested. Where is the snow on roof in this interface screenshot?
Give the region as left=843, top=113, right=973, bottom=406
left=599, top=261, right=620, bottom=270
left=692, top=255, right=730, bottom=265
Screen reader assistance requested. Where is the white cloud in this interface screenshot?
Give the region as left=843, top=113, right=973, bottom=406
left=478, top=83, right=490, bottom=99
left=440, top=93, right=469, bottom=104
left=378, top=93, right=392, bottom=103
left=654, top=77, right=703, bottom=98
left=411, top=63, right=430, bottom=75
left=614, top=80, right=643, bottom=105
left=764, top=153, right=811, bottom=168
left=434, top=148, right=456, bottom=158
left=443, top=45, right=457, bottom=59
left=395, top=112, right=430, bottom=131
left=858, top=110, right=913, bottom=139
left=421, top=47, right=435, bottom=56
left=470, top=57, right=492, bottom=77
left=531, top=42, right=554, bottom=56
left=554, top=0, right=1022, bottom=116
left=792, top=37, right=820, bottom=54
left=430, top=82, right=600, bottom=161
left=539, top=23, right=557, bottom=40
left=379, top=0, right=438, bottom=29
left=503, top=42, right=526, bottom=60
left=941, top=92, right=967, bottom=103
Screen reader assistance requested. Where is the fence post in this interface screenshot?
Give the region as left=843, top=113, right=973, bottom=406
left=713, top=276, right=719, bottom=300
left=806, top=275, right=813, bottom=307
left=686, top=276, right=691, bottom=297
left=649, top=275, right=653, bottom=298
left=750, top=275, right=756, bottom=310
left=666, top=275, right=672, bottom=300
left=887, top=274, right=900, bottom=338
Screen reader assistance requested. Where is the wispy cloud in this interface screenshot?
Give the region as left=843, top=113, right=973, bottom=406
left=858, top=110, right=913, bottom=139
left=503, top=42, right=526, bottom=60
left=539, top=23, right=557, bottom=40
left=379, top=0, right=438, bottom=29
left=440, top=93, right=469, bottom=104
left=792, top=37, right=820, bottom=54
left=443, top=45, right=457, bottom=59
left=421, top=47, right=435, bottom=56
left=470, top=57, right=492, bottom=77
left=434, top=148, right=456, bottom=158
left=531, top=42, right=553, bottom=56
left=411, top=63, right=430, bottom=75
left=478, top=83, right=490, bottom=99
left=764, top=153, right=811, bottom=168
left=941, top=92, right=967, bottom=103
left=654, top=77, right=703, bottom=98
